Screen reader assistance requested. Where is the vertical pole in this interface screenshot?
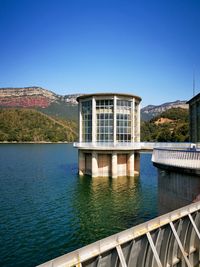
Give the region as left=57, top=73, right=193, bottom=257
left=137, top=102, right=141, bottom=142
left=92, top=97, right=96, bottom=143
left=134, top=152, right=140, bottom=175
left=113, top=96, right=117, bottom=144
left=79, top=101, right=82, bottom=143
left=132, top=98, right=135, bottom=143
left=127, top=151, right=135, bottom=177
left=112, top=152, right=118, bottom=178
left=79, top=150, right=85, bottom=176
left=92, top=151, right=98, bottom=178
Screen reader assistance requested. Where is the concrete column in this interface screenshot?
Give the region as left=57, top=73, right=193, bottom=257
left=92, top=97, right=96, bottom=143
left=78, top=150, right=85, bottom=176
left=112, top=152, right=118, bottom=178
left=113, top=96, right=117, bottom=144
left=92, top=151, right=98, bottom=177
left=134, top=152, right=140, bottom=175
left=131, top=98, right=135, bottom=142
left=79, top=101, right=82, bottom=143
left=136, top=102, right=141, bottom=142
left=127, top=151, right=134, bottom=177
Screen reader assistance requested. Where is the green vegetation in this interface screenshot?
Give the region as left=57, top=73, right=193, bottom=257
left=0, top=108, right=78, bottom=142
left=0, top=107, right=189, bottom=143
left=37, top=102, right=78, bottom=121
left=141, top=108, right=189, bottom=142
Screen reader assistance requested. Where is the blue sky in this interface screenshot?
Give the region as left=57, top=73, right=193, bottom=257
left=0, top=0, right=200, bottom=106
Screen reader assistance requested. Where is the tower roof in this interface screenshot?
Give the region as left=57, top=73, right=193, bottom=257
left=77, top=93, right=142, bottom=102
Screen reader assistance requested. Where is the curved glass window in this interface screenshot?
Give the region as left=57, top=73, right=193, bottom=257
left=116, top=99, right=132, bottom=142
left=96, top=99, right=113, bottom=142
left=81, top=100, right=92, bottom=142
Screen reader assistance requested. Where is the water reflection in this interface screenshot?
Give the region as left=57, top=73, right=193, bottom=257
left=0, top=147, right=157, bottom=267
left=157, top=169, right=200, bottom=215
left=72, top=171, right=157, bottom=248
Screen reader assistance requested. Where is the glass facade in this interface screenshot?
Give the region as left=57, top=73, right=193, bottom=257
left=134, top=102, right=139, bottom=141
left=116, top=100, right=132, bottom=142
left=96, top=99, right=113, bottom=142
left=80, top=96, right=140, bottom=143
left=81, top=100, right=92, bottom=142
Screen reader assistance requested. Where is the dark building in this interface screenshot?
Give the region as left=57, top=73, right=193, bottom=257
left=187, top=93, right=200, bottom=143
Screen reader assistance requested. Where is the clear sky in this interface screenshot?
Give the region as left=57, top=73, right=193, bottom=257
left=0, top=0, right=200, bottom=106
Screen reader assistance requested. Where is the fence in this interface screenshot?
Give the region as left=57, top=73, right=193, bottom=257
left=152, top=148, right=200, bottom=169
left=74, top=142, right=193, bottom=150
left=38, top=201, right=200, bottom=267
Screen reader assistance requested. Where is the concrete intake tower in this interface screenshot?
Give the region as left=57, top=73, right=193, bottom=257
left=74, top=93, right=142, bottom=178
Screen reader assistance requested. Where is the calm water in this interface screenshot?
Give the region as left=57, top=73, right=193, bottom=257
left=0, top=144, right=158, bottom=266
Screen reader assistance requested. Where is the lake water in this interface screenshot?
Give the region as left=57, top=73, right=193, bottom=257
left=0, top=144, right=198, bottom=267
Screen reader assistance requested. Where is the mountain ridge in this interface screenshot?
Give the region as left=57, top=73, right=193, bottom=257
left=141, top=100, right=188, bottom=121
left=0, top=86, right=188, bottom=121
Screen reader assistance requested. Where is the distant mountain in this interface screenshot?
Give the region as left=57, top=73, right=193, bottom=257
left=0, top=87, right=189, bottom=122
left=141, top=100, right=189, bottom=121
left=0, top=87, right=81, bottom=121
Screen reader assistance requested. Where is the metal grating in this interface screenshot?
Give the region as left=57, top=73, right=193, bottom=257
left=37, top=201, right=200, bottom=267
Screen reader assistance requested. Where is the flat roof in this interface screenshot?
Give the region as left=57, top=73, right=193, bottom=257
left=187, top=92, right=200, bottom=104
left=77, top=93, right=142, bottom=102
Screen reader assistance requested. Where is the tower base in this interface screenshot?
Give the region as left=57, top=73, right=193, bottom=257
left=78, top=149, right=140, bottom=178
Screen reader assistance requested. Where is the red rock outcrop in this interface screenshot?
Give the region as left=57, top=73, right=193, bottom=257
left=0, top=87, right=57, bottom=108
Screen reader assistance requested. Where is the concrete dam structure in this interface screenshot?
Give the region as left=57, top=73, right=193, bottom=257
left=37, top=144, right=200, bottom=266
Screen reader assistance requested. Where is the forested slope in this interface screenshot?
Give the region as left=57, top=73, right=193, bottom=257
left=0, top=108, right=78, bottom=142
left=141, top=108, right=189, bottom=142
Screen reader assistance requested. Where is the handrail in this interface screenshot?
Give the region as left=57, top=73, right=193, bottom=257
left=152, top=148, right=200, bottom=169
left=37, top=201, right=200, bottom=267
left=73, top=142, right=193, bottom=150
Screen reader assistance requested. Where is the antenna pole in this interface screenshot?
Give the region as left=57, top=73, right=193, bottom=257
left=193, top=70, right=196, bottom=97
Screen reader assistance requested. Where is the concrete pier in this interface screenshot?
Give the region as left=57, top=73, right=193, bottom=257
left=78, top=150, right=140, bottom=178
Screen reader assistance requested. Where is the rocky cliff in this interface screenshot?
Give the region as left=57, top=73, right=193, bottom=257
left=141, top=100, right=188, bottom=121
left=0, top=87, right=189, bottom=121
left=0, top=87, right=81, bottom=108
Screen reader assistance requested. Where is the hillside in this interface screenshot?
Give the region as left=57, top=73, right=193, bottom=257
left=141, top=108, right=189, bottom=142
left=0, top=87, right=191, bottom=142
left=37, top=102, right=78, bottom=121
left=0, top=108, right=78, bottom=142
left=141, top=100, right=188, bottom=121
left=0, top=87, right=190, bottom=122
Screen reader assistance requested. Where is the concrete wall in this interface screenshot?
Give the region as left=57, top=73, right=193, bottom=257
left=78, top=150, right=140, bottom=178
left=98, top=154, right=112, bottom=177
left=157, top=168, right=200, bottom=215
left=117, top=154, right=127, bottom=177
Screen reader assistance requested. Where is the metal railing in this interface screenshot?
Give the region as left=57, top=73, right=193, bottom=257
left=152, top=148, right=200, bottom=169
left=38, top=201, right=200, bottom=267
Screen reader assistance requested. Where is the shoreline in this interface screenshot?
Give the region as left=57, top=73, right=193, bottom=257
left=0, top=141, right=74, bottom=144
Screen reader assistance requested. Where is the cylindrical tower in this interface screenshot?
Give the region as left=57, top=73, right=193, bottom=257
left=75, top=93, right=142, bottom=178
